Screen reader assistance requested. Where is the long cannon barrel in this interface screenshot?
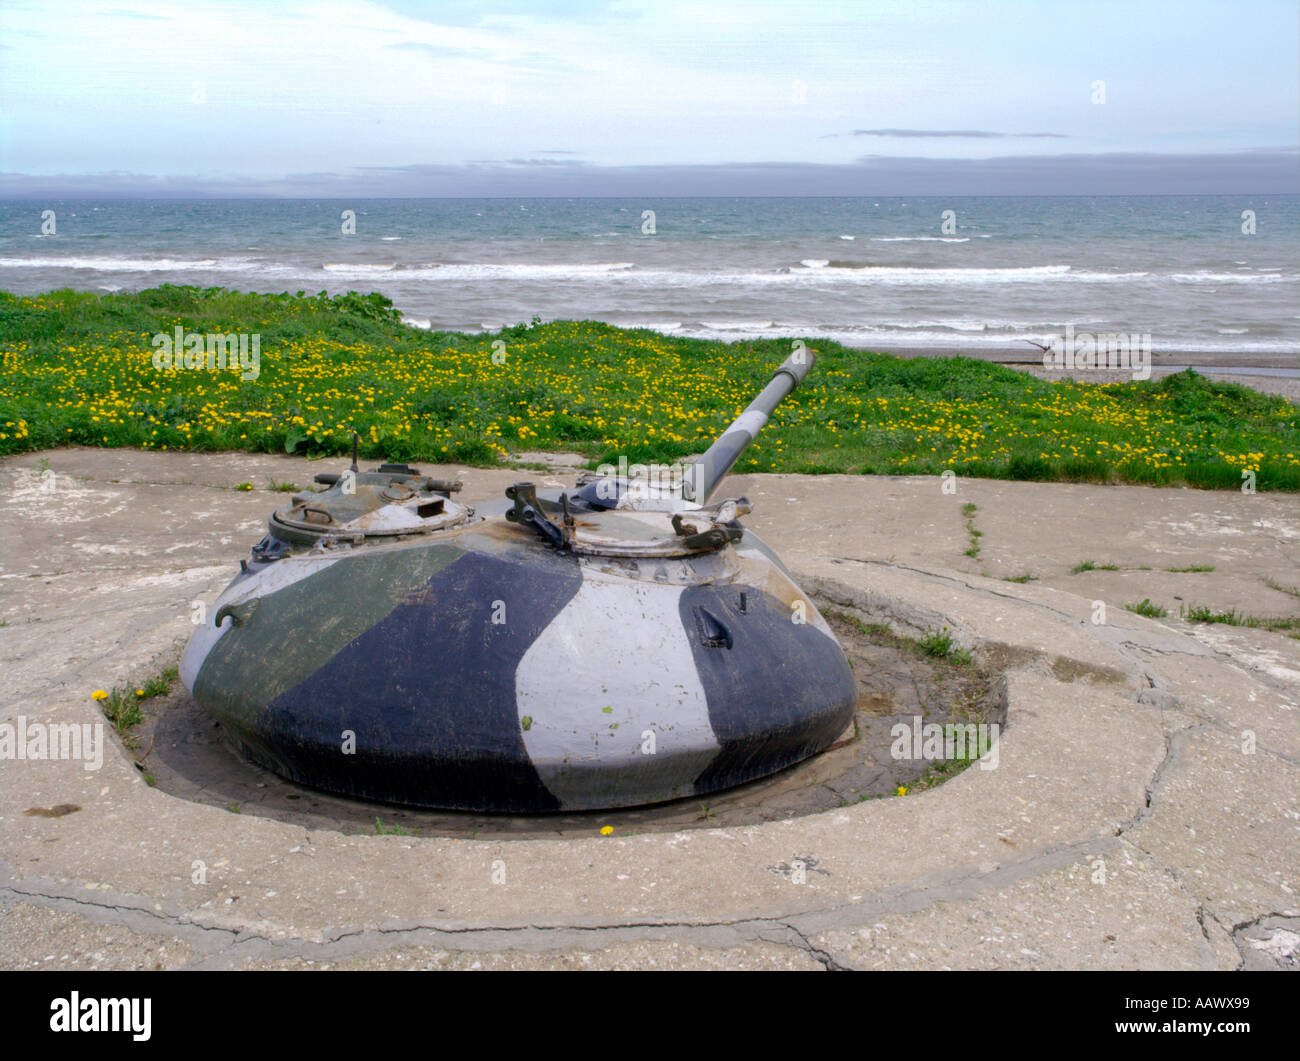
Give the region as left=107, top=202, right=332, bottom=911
left=683, top=349, right=814, bottom=503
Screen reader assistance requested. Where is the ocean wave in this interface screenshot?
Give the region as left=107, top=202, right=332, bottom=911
left=322, top=262, right=397, bottom=273
left=657, top=322, right=1299, bottom=354
left=323, top=261, right=1150, bottom=287
left=879, top=319, right=991, bottom=331
left=871, top=236, right=971, bottom=242
left=9, top=255, right=1295, bottom=297
left=616, top=321, right=682, bottom=332
left=320, top=261, right=638, bottom=280
left=674, top=318, right=1049, bottom=335
left=1168, top=271, right=1298, bottom=283
left=774, top=264, right=1146, bottom=284
left=0, top=255, right=258, bottom=272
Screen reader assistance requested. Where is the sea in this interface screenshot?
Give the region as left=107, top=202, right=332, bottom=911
left=2, top=196, right=1297, bottom=364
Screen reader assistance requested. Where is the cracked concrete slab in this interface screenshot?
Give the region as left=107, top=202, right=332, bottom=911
left=0, top=898, right=197, bottom=970
left=1, top=448, right=1296, bottom=970
left=225, top=938, right=824, bottom=971
left=1234, top=916, right=1300, bottom=971
left=1124, top=728, right=1300, bottom=929
left=809, top=839, right=1232, bottom=970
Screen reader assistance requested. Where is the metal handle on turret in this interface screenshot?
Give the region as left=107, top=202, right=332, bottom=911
left=682, top=348, right=814, bottom=503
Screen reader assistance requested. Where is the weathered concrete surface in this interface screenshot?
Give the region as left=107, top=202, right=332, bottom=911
left=1, top=448, right=1296, bottom=970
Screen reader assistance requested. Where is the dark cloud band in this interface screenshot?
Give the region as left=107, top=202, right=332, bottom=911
left=5, top=149, right=1296, bottom=197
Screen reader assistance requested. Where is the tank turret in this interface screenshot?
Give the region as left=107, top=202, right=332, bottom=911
left=181, top=351, right=857, bottom=811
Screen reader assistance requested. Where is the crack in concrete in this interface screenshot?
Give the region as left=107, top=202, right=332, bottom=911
left=1196, top=904, right=1243, bottom=971
left=1227, top=912, right=1300, bottom=970
left=0, top=830, right=1131, bottom=970
left=1109, top=723, right=1299, bottom=970
left=760, top=921, right=844, bottom=971
left=831, top=556, right=1299, bottom=703
left=0, top=880, right=276, bottom=956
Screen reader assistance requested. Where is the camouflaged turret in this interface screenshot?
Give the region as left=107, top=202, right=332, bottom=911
left=181, top=351, right=857, bottom=811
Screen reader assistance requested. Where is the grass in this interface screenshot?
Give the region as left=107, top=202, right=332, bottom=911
left=1265, top=578, right=1300, bottom=600
left=139, top=667, right=177, bottom=699
left=1181, top=604, right=1300, bottom=633
left=961, top=502, right=982, bottom=559
left=829, top=613, right=894, bottom=640
left=1126, top=598, right=1167, bottom=618
left=824, top=607, right=993, bottom=800
left=99, top=689, right=143, bottom=735
left=1165, top=564, right=1215, bottom=573
left=917, top=627, right=974, bottom=665
left=906, top=725, right=998, bottom=791
left=1002, top=573, right=1037, bottom=583
left=267, top=479, right=299, bottom=492
left=1070, top=560, right=1121, bottom=574
left=1, top=285, right=1296, bottom=488
left=827, top=609, right=974, bottom=665
left=95, top=667, right=177, bottom=748
left=374, top=817, right=411, bottom=835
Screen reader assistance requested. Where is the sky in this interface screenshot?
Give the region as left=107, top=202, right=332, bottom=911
left=2, top=0, right=1297, bottom=196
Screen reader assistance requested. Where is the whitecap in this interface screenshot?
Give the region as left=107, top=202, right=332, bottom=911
left=1169, top=271, right=1295, bottom=283
left=0, top=255, right=238, bottom=271
left=322, top=262, right=395, bottom=273
left=619, top=321, right=682, bottom=332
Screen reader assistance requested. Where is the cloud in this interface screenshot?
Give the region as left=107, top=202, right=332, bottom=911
left=464, top=158, right=589, bottom=166
left=383, top=41, right=475, bottom=58
left=5, top=149, right=1295, bottom=198
left=100, top=8, right=173, bottom=19
left=850, top=129, right=1069, bottom=139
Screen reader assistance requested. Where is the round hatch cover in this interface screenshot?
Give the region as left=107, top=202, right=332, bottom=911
left=269, top=467, right=471, bottom=546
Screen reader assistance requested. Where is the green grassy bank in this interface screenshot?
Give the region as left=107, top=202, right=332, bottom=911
left=1, top=285, right=1295, bottom=490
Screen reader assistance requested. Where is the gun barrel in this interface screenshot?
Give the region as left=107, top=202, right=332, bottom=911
left=683, top=350, right=814, bottom=503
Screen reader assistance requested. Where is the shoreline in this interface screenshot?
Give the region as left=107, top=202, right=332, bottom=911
left=862, top=345, right=1299, bottom=399
left=861, top=346, right=1299, bottom=372
left=1008, top=364, right=1298, bottom=401
left=411, top=321, right=1298, bottom=373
